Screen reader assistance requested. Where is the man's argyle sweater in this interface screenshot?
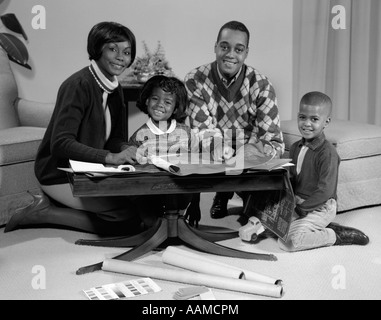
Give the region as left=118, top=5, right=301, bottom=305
left=184, top=61, right=284, bottom=155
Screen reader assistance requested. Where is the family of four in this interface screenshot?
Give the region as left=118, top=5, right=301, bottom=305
left=5, top=20, right=369, bottom=251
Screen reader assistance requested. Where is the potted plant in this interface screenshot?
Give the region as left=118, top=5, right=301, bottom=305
left=0, top=12, right=31, bottom=69
left=131, top=41, right=174, bottom=83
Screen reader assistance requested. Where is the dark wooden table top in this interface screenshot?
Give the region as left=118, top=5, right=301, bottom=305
left=69, top=166, right=288, bottom=197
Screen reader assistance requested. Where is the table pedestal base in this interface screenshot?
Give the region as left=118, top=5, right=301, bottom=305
left=75, top=213, right=276, bottom=275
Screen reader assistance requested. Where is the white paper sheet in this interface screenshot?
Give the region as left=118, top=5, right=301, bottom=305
left=69, top=159, right=135, bottom=173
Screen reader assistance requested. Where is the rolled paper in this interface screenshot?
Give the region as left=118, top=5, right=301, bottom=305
left=150, top=155, right=180, bottom=174
left=162, top=246, right=281, bottom=285
left=162, top=247, right=244, bottom=280
left=102, top=259, right=284, bottom=298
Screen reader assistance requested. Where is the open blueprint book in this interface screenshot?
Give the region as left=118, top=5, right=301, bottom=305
left=246, top=158, right=294, bottom=171
left=149, top=153, right=293, bottom=176
left=64, top=154, right=293, bottom=177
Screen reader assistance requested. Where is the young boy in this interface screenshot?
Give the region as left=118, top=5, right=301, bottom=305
left=278, top=91, right=369, bottom=252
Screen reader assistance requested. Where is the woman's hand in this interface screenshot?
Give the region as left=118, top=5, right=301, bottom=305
left=105, top=146, right=139, bottom=165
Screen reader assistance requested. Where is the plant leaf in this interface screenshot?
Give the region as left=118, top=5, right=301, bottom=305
left=0, top=32, right=31, bottom=69
left=1, top=13, right=28, bottom=40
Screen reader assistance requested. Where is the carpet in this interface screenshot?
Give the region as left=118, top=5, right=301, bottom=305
left=0, top=193, right=380, bottom=300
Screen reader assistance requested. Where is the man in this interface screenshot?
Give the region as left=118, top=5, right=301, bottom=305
left=184, top=21, right=284, bottom=220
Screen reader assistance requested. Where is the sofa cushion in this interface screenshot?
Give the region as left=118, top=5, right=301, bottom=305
left=281, top=119, right=381, bottom=160
left=16, top=99, right=54, bottom=128
left=337, top=154, right=381, bottom=211
left=0, top=127, right=46, bottom=166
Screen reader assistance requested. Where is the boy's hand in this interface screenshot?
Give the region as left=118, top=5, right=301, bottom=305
left=295, top=205, right=307, bottom=217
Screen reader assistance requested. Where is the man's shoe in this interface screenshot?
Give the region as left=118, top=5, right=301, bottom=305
left=327, top=222, right=369, bottom=246
left=210, top=196, right=229, bottom=219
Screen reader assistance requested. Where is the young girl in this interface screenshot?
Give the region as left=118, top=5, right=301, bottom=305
left=126, top=75, right=199, bottom=163
left=126, top=75, right=199, bottom=226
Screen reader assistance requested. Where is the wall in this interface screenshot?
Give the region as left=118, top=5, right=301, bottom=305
left=2, top=0, right=293, bottom=134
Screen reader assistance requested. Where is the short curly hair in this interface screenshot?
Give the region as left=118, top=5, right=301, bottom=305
left=217, top=20, right=250, bottom=47
left=87, top=21, right=136, bottom=66
left=136, top=75, right=189, bottom=123
left=300, top=91, right=332, bottom=116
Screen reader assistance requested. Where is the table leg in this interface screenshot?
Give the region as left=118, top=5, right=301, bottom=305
left=76, top=212, right=276, bottom=275
left=76, top=261, right=104, bottom=275
left=177, top=218, right=277, bottom=261
left=111, top=218, right=168, bottom=262
left=76, top=219, right=168, bottom=275
left=190, top=225, right=239, bottom=242
left=75, top=223, right=160, bottom=247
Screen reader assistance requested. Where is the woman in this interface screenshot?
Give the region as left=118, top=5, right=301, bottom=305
left=5, top=22, right=141, bottom=235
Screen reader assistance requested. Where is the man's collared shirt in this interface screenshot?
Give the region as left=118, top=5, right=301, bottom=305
left=217, top=65, right=242, bottom=88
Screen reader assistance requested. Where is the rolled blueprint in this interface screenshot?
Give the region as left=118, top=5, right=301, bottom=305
left=102, top=259, right=284, bottom=298
left=150, top=155, right=180, bottom=174
left=162, top=247, right=244, bottom=280
left=162, top=246, right=282, bottom=285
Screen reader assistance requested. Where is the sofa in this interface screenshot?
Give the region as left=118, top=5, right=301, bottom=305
left=0, top=48, right=54, bottom=226
left=281, top=119, right=381, bottom=212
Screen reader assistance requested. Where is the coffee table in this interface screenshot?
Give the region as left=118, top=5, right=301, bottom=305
left=69, top=166, right=292, bottom=275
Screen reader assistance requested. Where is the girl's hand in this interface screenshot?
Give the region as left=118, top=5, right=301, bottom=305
left=222, top=145, right=234, bottom=160
left=211, top=144, right=234, bottom=162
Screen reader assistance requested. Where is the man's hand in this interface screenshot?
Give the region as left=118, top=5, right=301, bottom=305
left=240, top=142, right=266, bottom=159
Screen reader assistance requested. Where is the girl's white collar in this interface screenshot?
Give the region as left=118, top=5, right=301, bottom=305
left=146, top=118, right=177, bottom=135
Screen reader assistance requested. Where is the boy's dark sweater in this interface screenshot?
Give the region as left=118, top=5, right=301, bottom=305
left=289, top=132, right=340, bottom=215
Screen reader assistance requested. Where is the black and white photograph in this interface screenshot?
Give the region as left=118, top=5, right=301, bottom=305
left=0, top=0, right=380, bottom=304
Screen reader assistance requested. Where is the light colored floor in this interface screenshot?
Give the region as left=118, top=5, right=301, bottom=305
left=0, top=193, right=380, bottom=300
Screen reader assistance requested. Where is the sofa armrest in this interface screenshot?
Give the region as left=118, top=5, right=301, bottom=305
left=15, top=98, right=55, bottom=128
